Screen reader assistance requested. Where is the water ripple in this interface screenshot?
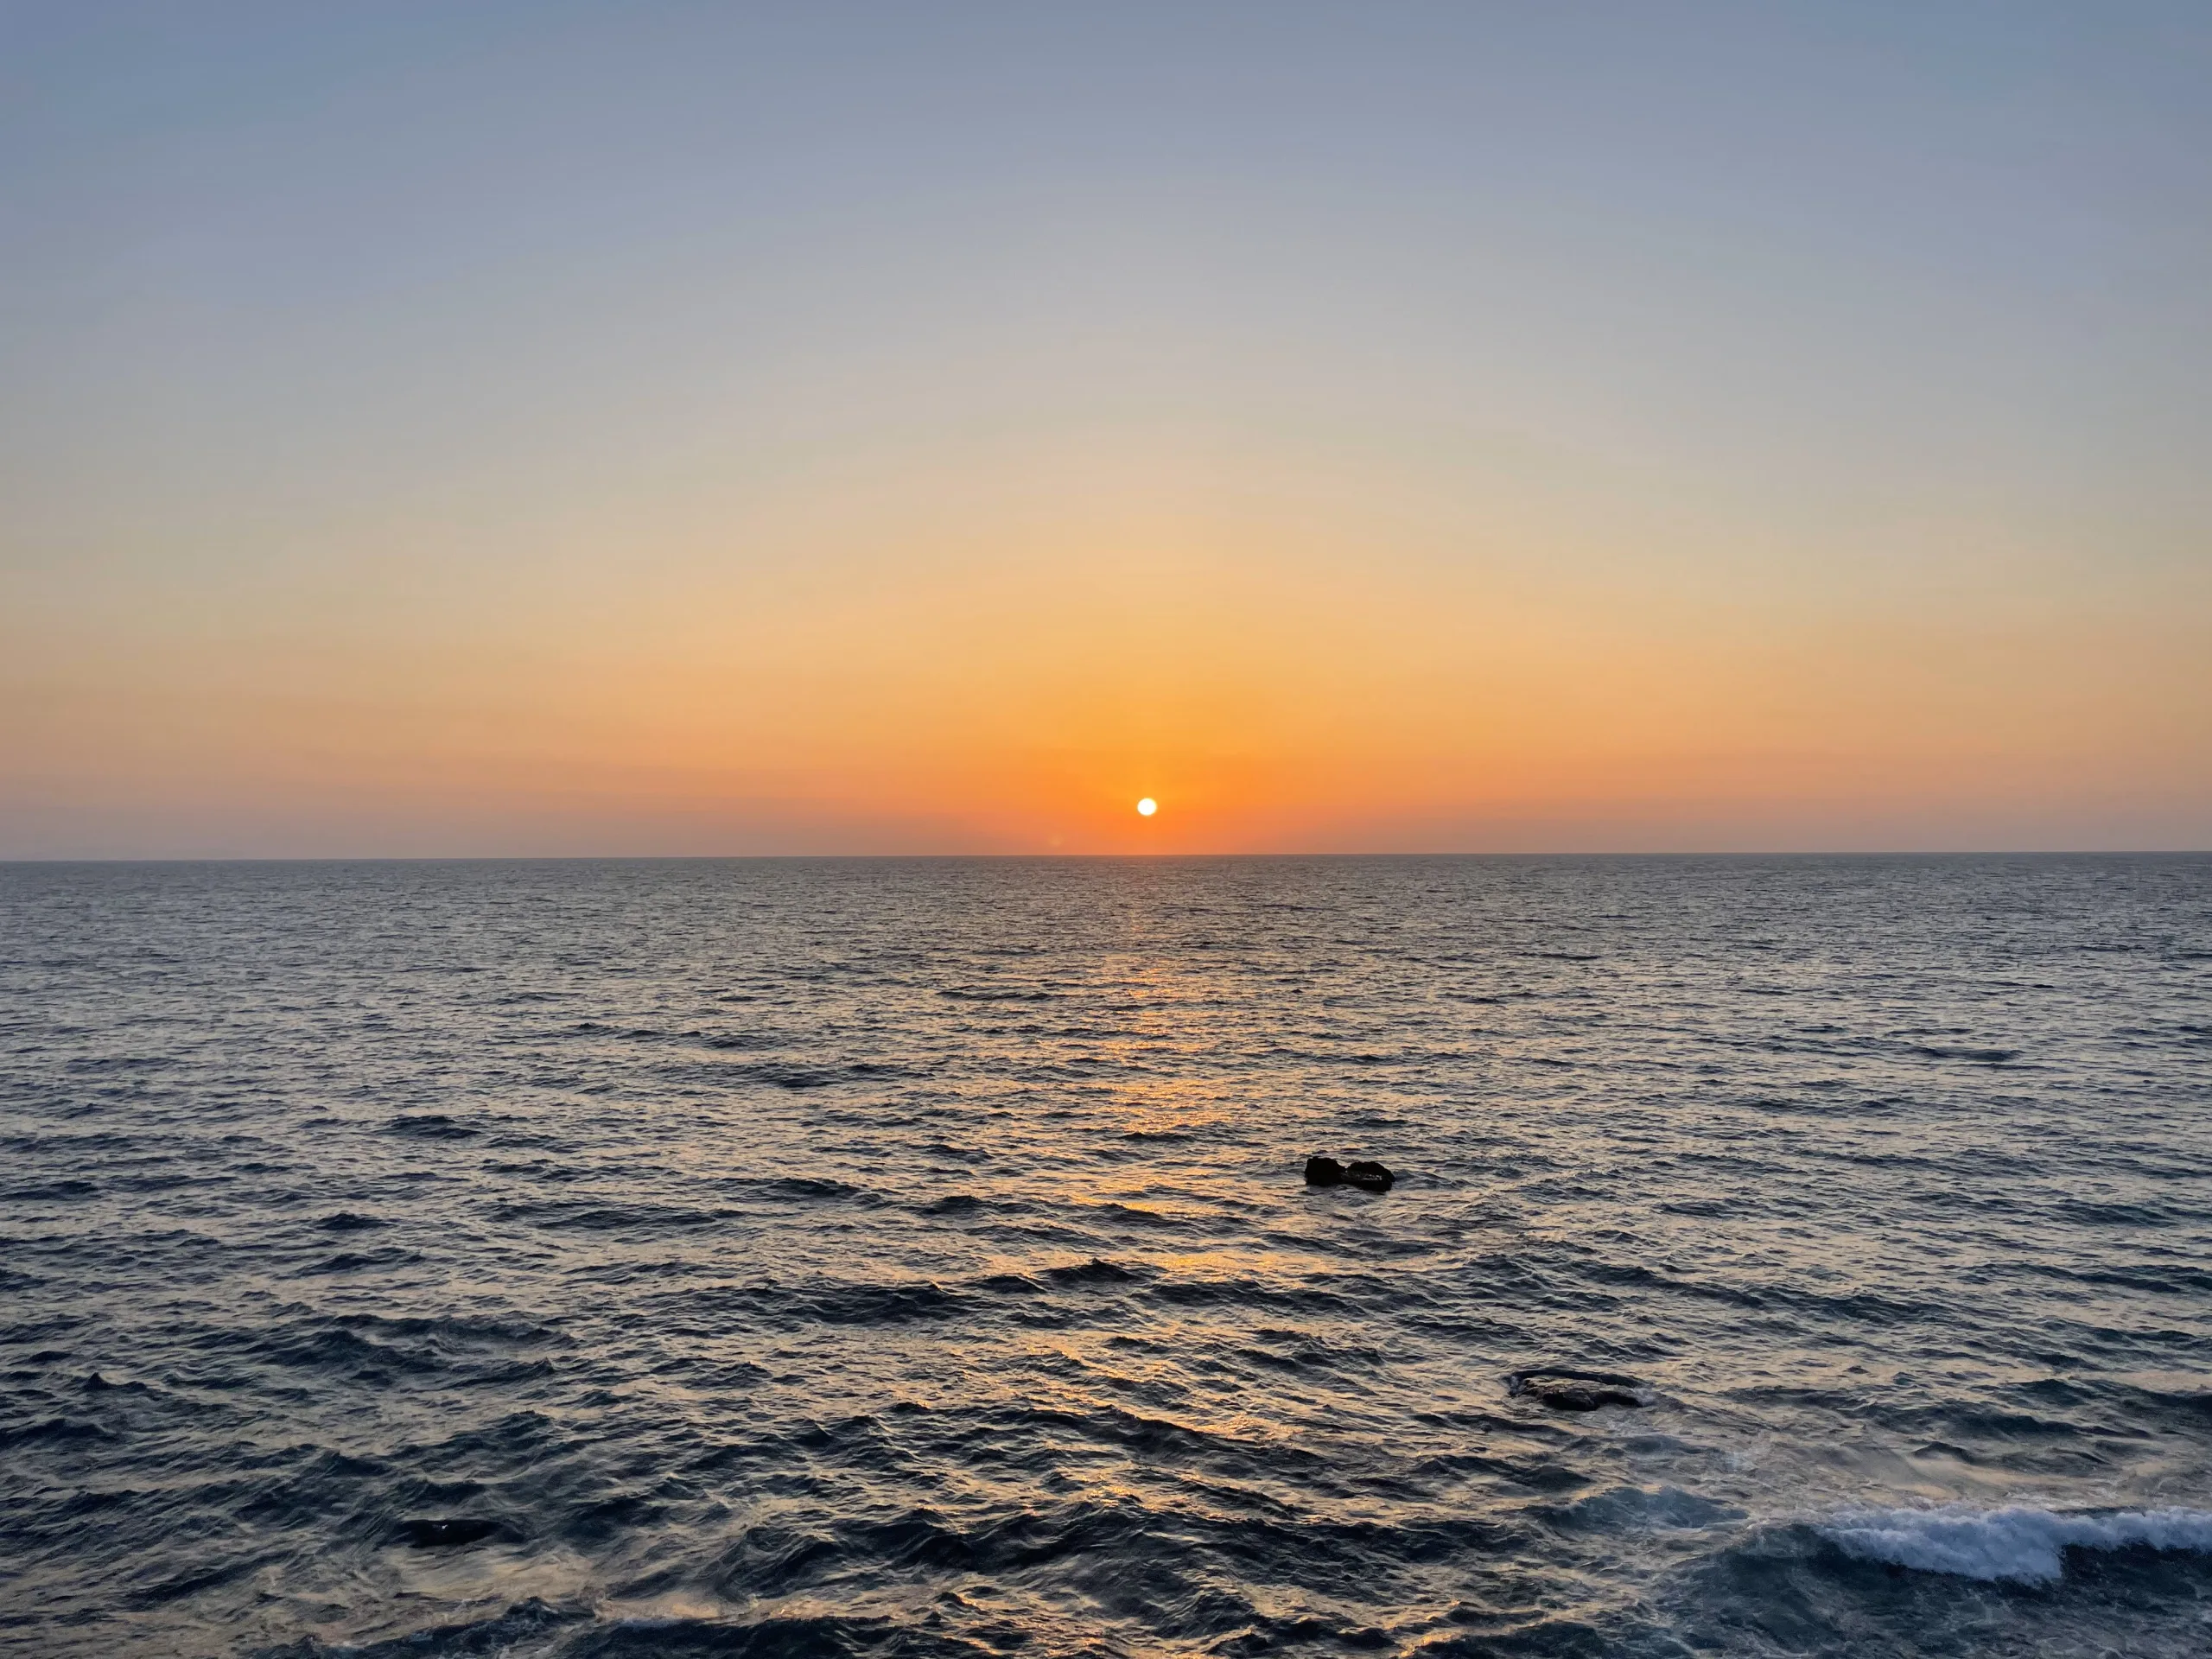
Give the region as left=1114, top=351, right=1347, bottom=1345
left=1, top=854, right=2208, bottom=1656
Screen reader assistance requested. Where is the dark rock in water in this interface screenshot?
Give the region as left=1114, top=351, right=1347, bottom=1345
left=1509, top=1368, right=1645, bottom=1411
left=1306, top=1155, right=1395, bottom=1191
left=394, top=1516, right=509, bottom=1548
left=1530, top=1381, right=1638, bottom=1412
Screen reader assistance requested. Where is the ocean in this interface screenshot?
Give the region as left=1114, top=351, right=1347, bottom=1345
left=2, top=855, right=2208, bottom=1657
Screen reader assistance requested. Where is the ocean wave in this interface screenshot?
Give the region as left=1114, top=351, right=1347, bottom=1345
left=1906, top=1043, right=2020, bottom=1064
left=1819, top=1503, right=2212, bottom=1584
left=385, top=1113, right=478, bottom=1139
left=717, top=1174, right=871, bottom=1204
left=313, top=1211, right=387, bottom=1232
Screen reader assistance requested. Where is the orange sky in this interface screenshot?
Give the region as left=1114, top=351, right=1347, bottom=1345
left=9, top=428, right=2205, bottom=854
left=3, top=6, right=2208, bottom=855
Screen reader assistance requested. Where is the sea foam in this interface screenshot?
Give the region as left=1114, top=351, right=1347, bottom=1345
left=1820, top=1505, right=2212, bottom=1584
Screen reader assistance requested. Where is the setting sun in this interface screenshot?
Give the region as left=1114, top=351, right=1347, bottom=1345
left=1136, top=798, right=1158, bottom=817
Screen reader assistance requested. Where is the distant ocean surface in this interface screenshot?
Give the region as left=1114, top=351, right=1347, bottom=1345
left=3, top=855, right=2209, bottom=1658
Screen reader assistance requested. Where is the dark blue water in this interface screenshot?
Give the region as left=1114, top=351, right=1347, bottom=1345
left=3, top=855, right=2209, bottom=1657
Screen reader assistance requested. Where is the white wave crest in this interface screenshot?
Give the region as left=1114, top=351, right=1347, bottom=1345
left=1820, top=1504, right=2212, bottom=1585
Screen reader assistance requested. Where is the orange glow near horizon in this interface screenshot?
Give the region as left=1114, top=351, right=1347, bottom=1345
left=9, top=459, right=2203, bottom=857
left=3, top=10, right=2207, bottom=857
left=5, top=437, right=2209, bottom=855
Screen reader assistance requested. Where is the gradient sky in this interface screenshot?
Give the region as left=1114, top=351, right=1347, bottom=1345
left=4, top=1, right=2209, bottom=855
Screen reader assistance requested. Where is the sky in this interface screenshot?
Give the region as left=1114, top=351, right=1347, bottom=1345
left=3, top=1, right=2208, bottom=856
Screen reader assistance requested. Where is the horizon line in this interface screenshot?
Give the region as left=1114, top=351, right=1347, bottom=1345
left=4, top=849, right=2208, bottom=866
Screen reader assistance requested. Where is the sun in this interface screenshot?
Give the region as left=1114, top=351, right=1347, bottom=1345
left=1135, top=798, right=1158, bottom=817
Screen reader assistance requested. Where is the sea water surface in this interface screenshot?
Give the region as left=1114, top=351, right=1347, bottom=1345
left=2, top=855, right=2209, bottom=1657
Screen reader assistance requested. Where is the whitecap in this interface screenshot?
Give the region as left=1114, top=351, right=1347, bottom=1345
left=1819, top=1504, right=2212, bottom=1585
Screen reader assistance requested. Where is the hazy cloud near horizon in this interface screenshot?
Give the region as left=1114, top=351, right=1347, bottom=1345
left=3, top=2, right=2208, bottom=855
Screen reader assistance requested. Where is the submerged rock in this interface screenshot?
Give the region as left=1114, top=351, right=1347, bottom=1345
left=1305, top=1155, right=1395, bottom=1192
left=1508, top=1369, right=1646, bottom=1411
